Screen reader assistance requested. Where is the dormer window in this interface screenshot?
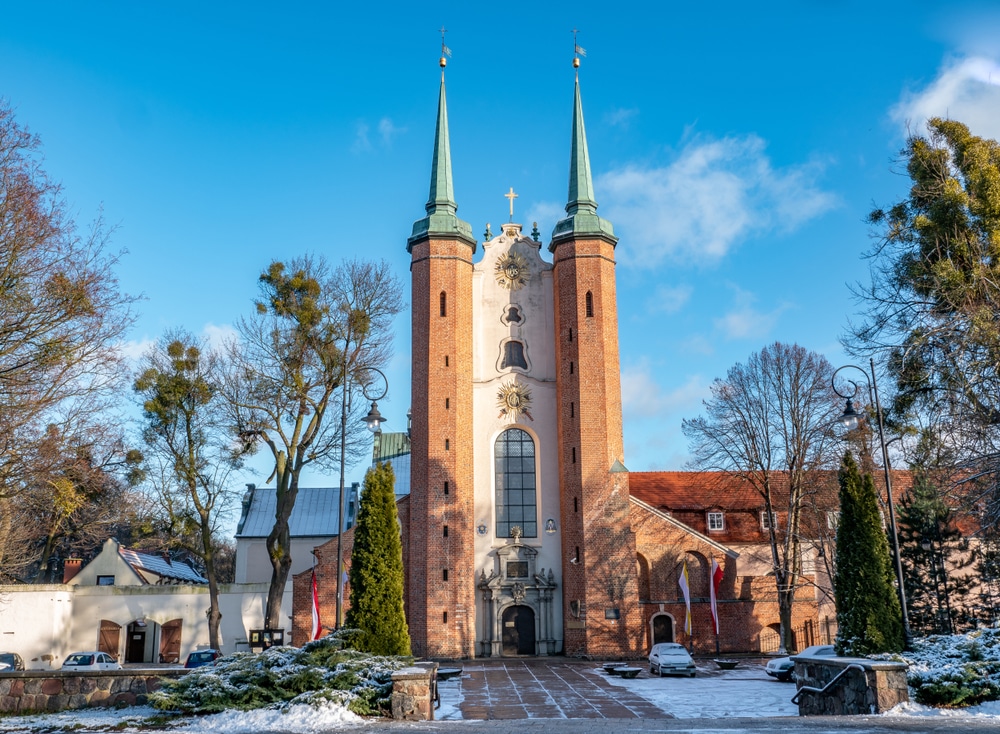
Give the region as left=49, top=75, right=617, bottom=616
left=707, top=512, right=725, bottom=532
left=761, top=511, right=777, bottom=531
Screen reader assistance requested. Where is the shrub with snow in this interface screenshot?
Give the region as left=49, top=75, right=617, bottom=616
left=881, top=627, right=1000, bottom=707
left=149, top=633, right=412, bottom=715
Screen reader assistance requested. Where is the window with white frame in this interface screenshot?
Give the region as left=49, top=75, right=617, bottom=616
left=760, top=511, right=777, bottom=530
left=826, top=511, right=839, bottom=530
left=707, top=511, right=725, bottom=531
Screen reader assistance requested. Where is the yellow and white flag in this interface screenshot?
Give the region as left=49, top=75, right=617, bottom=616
left=678, top=560, right=692, bottom=635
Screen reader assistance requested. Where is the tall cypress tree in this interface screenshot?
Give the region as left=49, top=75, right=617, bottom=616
left=833, top=452, right=904, bottom=655
left=345, top=462, right=411, bottom=655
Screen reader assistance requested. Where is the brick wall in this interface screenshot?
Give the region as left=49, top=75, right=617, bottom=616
left=408, top=235, right=477, bottom=658
left=552, top=234, right=640, bottom=658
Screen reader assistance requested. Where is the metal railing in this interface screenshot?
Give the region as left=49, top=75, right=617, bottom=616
left=791, top=663, right=866, bottom=706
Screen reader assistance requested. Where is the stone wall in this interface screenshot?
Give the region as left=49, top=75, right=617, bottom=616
left=0, top=670, right=185, bottom=713
left=390, top=663, right=437, bottom=721
left=794, top=656, right=909, bottom=716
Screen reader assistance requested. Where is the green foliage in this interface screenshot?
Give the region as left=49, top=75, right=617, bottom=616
left=345, top=462, right=411, bottom=656
left=897, top=469, right=979, bottom=635
left=850, top=118, right=1000, bottom=529
left=149, top=635, right=410, bottom=715
left=833, top=452, right=904, bottom=655
left=892, top=628, right=1000, bottom=707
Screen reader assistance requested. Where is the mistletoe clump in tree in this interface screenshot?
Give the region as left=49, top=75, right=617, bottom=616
left=345, top=462, right=410, bottom=656
left=834, top=452, right=904, bottom=655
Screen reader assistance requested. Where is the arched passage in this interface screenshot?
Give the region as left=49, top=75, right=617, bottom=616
left=97, top=620, right=121, bottom=660
left=501, top=605, right=536, bottom=656
left=159, top=619, right=182, bottom=664
left=651, top=613, right=674, bottom=645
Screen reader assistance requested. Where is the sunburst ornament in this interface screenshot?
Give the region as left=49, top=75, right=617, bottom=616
left=497, top=379, right=533, bottom=421
left=494, top=251, right=530, bottom=291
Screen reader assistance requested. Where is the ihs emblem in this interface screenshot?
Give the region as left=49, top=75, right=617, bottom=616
left=497, top=379, right=533, bottom=421
left=494, top=252, right=530, bottom=291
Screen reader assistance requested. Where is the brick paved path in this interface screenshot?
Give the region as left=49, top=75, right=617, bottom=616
left=450, top=659, right=670, bottom=720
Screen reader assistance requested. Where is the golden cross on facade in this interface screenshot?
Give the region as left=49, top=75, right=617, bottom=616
left=505, top=187, right=518, bottom=221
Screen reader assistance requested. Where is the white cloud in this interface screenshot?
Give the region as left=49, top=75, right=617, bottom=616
left=351, top=121, right=371, bottom=153
left=713, top=287, right=789, bottom=340
left=378, top=117, right=406, bottom=146
left=892, top=56, right=1000, bottom=140
left=202, top=322, right=238, bottom=350
left=622, top=363, right=709, bottom=420
left=597, top=135, right=837, bottom=267
left=645, top=284, right=692, bottom=314
left=117, top=336, right=155, bottom=363
left=525, top=201, right=566, bottom=238
left=606, top=107, right=639, bottom=128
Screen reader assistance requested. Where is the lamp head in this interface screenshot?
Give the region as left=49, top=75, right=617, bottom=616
left=361, top=401, right=387, bottom=433
left=839, top=398, right=861, bottom=431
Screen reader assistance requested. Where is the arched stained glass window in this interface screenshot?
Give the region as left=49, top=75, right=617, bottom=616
left=495, top=428, right=537, bottom=538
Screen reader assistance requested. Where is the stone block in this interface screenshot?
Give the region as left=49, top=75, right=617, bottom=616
left=62, top=676, right=80, bottom=694
left=0, top=680, right=10, bottom=696
left=112, top=692, right=136, bottom=707
left=80, top=678, right=97, bottom=694
left=41, top=678, right=63, bottom=696
left=90, top=690, right=110, bottom=706
left=70, top=693, right=90, bottom=708
left=46, top=694, right=69, bottom=711
left=23, top=679, right=42, bottom=694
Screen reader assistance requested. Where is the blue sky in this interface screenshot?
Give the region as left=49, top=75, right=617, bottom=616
left=4, top=1, right=1000, bottom=488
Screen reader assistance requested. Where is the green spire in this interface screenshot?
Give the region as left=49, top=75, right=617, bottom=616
left=408, top=71, right=475, bottom=252
left=550, top=74, right=616, bottom=249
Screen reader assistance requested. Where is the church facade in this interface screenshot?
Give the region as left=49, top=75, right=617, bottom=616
left=292, top=59, right=836, bottom=660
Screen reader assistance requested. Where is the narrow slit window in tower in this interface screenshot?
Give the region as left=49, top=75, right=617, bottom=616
left=443, top=525, right=449, bottom=537
left=569, top=327, right=573, bottom=342
left=440, top=291, right=447, bottom=317
left=570, top=402, right=574, bottom=418
left=444, top=481, right=449, bottom=494
left=443, top=569, right=448, bottom=581
left=574, top=497, right=578, bottom=512
left=569, top=361, right=574, bottom=375
left=443, top=611, right=448, bottom=624
left=445, top=439, right=450, bottom=451
left=572, top=447, right=576, bottom=463
left=585, top=291, right=594, bottom=317
left=445, top=355, right=449, bottom=367
left=445, top=397, right=450, bottom=409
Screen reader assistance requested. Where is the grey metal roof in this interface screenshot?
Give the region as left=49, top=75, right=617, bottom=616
left=118, top=547, right=208, bottom=584
left=235, top=486, right=353, bottom=538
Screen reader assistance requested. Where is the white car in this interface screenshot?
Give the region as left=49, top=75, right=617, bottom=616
left=765, top=644, right=836, bottom=681
left=61, top=652, right=122, bottom=671
left=648, top=642, right=696, bottom=677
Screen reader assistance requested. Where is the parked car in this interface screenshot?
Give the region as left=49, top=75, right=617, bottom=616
left=765, top=644, right=837, bottom=681
left=648, top=642, right=697, bottom=677
left=184, top=649, right=221, bottom=669
left=61, top=652, right=122, bottom=671
left=0, top=652, right=24, bottom=672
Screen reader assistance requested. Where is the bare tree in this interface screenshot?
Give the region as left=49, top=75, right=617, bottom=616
left=682, top=342, right=841, bottom=653
left=0, top=100, right=137, bottom=574
left=223, top=257, right=403, bottom=630
left=135, top=333, right=241, bottom=649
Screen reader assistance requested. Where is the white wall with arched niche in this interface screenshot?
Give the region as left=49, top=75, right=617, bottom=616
left=471, top=222, right=562, bottom=655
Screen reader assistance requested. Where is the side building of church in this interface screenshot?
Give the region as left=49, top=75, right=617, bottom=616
left=292, top=61, right=843, bottom=658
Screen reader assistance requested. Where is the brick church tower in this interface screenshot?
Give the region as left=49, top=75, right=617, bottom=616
left=550, top=67, right=641, bottom=657
left=405, top=57, right=478, bottom=658
left=407, top=56, right=639, bottom=659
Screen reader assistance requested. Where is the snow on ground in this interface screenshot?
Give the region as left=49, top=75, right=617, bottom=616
left=595, top=662, right=800, bottom=718
left=436, top=674, right=465, bottom=720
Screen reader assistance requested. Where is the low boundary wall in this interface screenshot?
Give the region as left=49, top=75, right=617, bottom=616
left=793, top=656, right=908, bottom=715
left=0, top=669, right=186, bottom=713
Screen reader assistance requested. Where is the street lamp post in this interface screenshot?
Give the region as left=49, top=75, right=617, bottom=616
left=334, top=367, right=388, bottom=630
left=832, top=357, right=913, bottom=648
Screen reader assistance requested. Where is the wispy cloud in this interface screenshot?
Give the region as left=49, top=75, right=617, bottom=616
left=622, top=363, right=709, bottom=420
left=892, top=55, right=1000, bottom=140
left=351, top=121, right=371, bottom=153
left=597, top=134, right=837, bottom=267
left=525, top=201, right=566, bottom=238
left=202, top=322, right=238, bottom=350
left=645, top=284, right=692, bottom=314
left=378, top=117, right=406, bottom=146
left=606, top=107, right=639, bottom=128
left=714, top=287, right=789, bottom=340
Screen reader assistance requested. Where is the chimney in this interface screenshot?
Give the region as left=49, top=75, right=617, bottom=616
left=63, top=558, right=83, bottom=584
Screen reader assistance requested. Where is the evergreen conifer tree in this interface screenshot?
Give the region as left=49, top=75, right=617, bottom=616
left=897, top=473, right=977, bottom=634
left=345, top=462, right=411, bottom=655
left=833, top=452, right=904, bottom=655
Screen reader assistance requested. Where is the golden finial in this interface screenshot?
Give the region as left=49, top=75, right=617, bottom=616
left=572, top=28, right=586, bottom=69
left=440, top=26, right=452, bottom=68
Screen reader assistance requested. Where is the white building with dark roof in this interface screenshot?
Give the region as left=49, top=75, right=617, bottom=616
left=233, top=483, right=358, bottom=584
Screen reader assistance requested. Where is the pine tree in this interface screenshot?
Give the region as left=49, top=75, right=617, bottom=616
left=897, top=473, right=978, bottom=635
left=833, top=452, right=904, bottom=655
left=345, top=462, right=411, bottom=655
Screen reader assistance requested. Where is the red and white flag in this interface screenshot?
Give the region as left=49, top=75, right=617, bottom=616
left=310, top=568, right=322, bottom=641
left=709, top=558, right=724, bottom=635
left=678, top=560, right=692, bottom=634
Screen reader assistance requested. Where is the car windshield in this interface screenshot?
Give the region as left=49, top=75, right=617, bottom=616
left=190, top=652, right=214, bottom=662
left=66, top=654, right=94, bottom=665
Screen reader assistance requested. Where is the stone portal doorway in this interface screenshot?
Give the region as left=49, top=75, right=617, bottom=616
left=652, top=613, right=674, bottom=644
left=501, top=605, right=535, bottom=655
